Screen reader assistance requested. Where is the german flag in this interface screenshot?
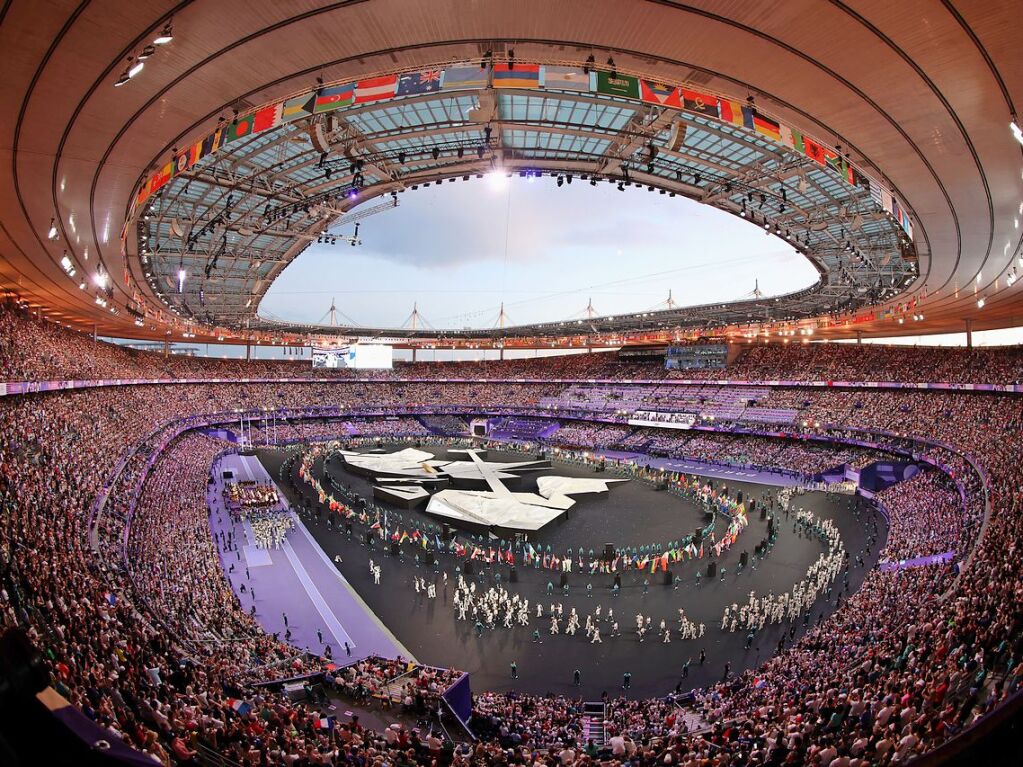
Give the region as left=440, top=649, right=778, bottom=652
left=751, top=110, right=781, bottom=142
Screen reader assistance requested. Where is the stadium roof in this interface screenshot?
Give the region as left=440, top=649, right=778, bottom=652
left=2, top=1, right=1021, bottom=347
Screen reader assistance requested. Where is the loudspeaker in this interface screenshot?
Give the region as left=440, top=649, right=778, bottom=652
left=443, top=524, right=456, bottom=541
left=345, top=521, right=353, bottom=535
left=389, top=541, right=399, bottom=557
left=760, top=507, right=767, bottom=520
left=707, top=562, right=717, bottom=578
left=222, top=470, right=234, bottom=480
left=663, top=569, right=673, bottom=585
left=603, top=543, right=615, bottom=561
left=559, top=573, right=568, bottom=588
left=463, top=561, right=473, bottom=576
left=424, top=551, right=435, bottom=566
left=365, top=532, right=374, bottom=545
left=655, top=482, right=667, bottom=491
left=768, top=518, right=777, bottom=537
left=614, top=574, right=622, bottom=589
left=509, top=567, right=518, bottom=583
left=740, top=551, right=749, bottom=568
left=694, top=528, right=704, bottom=545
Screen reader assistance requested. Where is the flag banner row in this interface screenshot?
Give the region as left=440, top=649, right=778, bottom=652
left=129, top=62, right=913, bottom=241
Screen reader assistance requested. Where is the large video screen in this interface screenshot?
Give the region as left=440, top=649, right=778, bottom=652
left=312, top=344, right=392, bottom=369
left=665, top=344, right=728, bottom=370
left=349, top=344, right=393, bottom=369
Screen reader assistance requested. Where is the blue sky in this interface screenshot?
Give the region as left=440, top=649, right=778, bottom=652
left=259, top=176, right=818, bottom=330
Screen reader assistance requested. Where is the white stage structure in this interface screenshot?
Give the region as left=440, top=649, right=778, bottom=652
left=337, top=448, right=626, bottom=531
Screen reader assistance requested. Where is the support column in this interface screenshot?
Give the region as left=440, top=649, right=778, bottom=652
left=246, top=342, right=252, bottom=360
left=500, top=347, right=505, bottom=361
left=412, top=347, right=417, bottom=363
left=162, top=339, right=169, bottom=358
left=856, top=331, right=863, bottom=344
left=965, top=319, right=973, bottom=349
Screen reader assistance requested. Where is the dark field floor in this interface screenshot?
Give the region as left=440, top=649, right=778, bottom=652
left=259, top=443, right=887, bottom=699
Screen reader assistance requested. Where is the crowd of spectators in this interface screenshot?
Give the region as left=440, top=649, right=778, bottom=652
left=875, top=470, right=968, bottom=563
left=7, top=300, right=1023, bottom=386
left=1, top=327, right=1022, bottom=765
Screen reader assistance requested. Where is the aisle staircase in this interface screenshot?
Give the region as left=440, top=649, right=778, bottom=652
left=581, top=701, right=607, bottom=748
left=373, top=671, right=412, bottom=704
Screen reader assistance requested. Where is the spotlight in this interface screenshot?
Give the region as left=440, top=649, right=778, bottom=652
left=977, top=297, right=985, bottom=309
left=114, top=70, right=130, bottom=87
left=1012, top=119, right=1023, bottom=146
left=607, top=57, right=616, bottom=78
left=153, top=22, right=174, bottom=45
left=557, top=176, right=564, bottom=187
left=432, top=147, right=440, bottom=160
left=128, top=58, right=144, bottom=78
left=584, top=55, right=595, bottom=74
left=47, top=218, right=59, bottom=240
left=508, top=49, right=515, bottom=70
left=137, top=45, right=156, bottom=60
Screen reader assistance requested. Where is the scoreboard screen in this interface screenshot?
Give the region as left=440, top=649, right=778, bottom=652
left=665, top=344, right=728, bottom=370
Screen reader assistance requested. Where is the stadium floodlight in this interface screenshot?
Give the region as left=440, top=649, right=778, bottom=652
left=128, top=59, right=144, bottom=78
left=47, top=218, right=59, bottom=239
left=977, top=297, right=985, bottom=309
left=486, top=170, right=507, bottom=191
left=177, top=266, right=186, bottom=293
left=153, top=22, right=174, bottom=45
left=1011, top=119, right=1023, bottom=146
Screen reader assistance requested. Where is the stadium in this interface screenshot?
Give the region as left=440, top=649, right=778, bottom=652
left=1, top=2, right=1021, bottom=765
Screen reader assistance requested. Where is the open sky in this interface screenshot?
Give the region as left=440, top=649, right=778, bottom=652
left=259, top=176, right=819, bottom=330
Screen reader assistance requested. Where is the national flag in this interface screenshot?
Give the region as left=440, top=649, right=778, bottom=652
left=803, top=136, right=834, bottom=166
left=316, top=716, right=336, bottom=730
left=779, top=125, right=804, bottom=153
left=281, top=93, right=316, bottom=122
left=825, top=151, right=846, bottom=178
left=751, top=110, right=781, bottom=142
left=639, top=80, right=682, bottom=108
left=542, top=65, right=592, bottom=91
left=681, top=88, right=719, bottom=116
left=355, top=74, right=398, bottom=104
left=226, top=113, right=256, bottom=144
left=199, top=128, right=226, bottom=161
left=150, top=161, right=174, bottom=194
left=226, top=698, right=252, bottom=715
left=104, top=592, right=117, bottom=606
left=441, top=65, right=488, bottom=90
left=595, top=71, right=640, bottom=100
left=253, top=103, right=282, bottom=133
left=314, top=83, right=355, bottom=113
left=719, top=100, right=752, bottom=129
left=493, top=63, right=540, bottom=88
left=847, top=164, right=870, bottom=191
left=396, top=70, right=442, bottom=96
